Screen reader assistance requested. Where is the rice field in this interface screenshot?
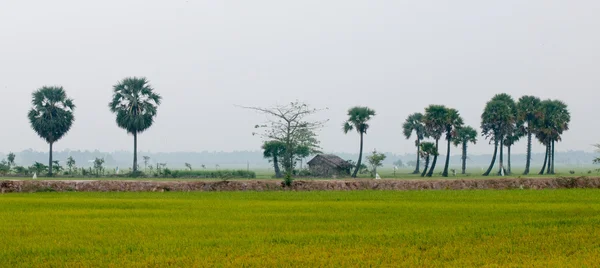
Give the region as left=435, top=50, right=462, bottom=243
left=1, top=190, right=600, bottom=267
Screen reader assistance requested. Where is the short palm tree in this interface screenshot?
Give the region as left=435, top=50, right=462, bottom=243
left=423, top=105, right=448, bottom=177
left=109, top=77, right=162, bottom=173
left=441, top=108, right=463, bottom=177
left=452, top=126, right=477, bottom=174
left=402, top=113, right=426, bottom=174
left=262, top=140, right=286, bottom=178
left=343, top=106, right=376, bottom=178
left=28, top=86, right=75, bottom=176
left=419, top=142, right=438, bottom=177
left=517, top=95, right=542, bottom=175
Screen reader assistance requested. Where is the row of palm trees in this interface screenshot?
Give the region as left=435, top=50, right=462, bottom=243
left=402, top=93, right=570, bottom=177
left=28, top=77, right=161, bottom=176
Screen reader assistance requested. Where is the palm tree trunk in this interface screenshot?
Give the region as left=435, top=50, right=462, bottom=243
left=442, top=134, right=451, bottom=177
left=498, top=139, right=504, bottom=176
left=421, top=156, right=430, bottom=177
left=507, top=145, right=512, bottom=175
left=546, top=143, right=551, bottom=174
left=551, top=140, right=555, bottom=174
left=133, top=132, right=138, bottom=172
left=539, top=144, right=549, bottom=175
left=462, top=142, right=467, bottom=174
left=273, top=156, right=282, bottom=178
left=413, top=138, right=421, bottom=174
left=48, top=142, right=53, bottom=177
left=352, top=132, right=364, bottom=178
left=523, top=130, right=532, bottom=175
left=483, top=140, right=498, bottom=176
left=426, top=139, right=439, bottom=177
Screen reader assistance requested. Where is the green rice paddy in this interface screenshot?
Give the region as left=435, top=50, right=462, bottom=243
left=1, top=190, right=600, bottom=267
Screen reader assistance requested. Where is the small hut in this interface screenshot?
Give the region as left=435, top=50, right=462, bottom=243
left=306, top=154, right=353, bottom=177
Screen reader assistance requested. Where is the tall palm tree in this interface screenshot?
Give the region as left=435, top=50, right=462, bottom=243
left=402, top=113, right=426, bottom=174
left=452, top=126, right=477, bottom=174
left=423, top=105, right=448, bottom=177
left=419, top=142, right=438, bottom=177
left=536, top=100, right=570, bottom=174
left=262, top=140, right=286, bottom=178
left=109, top=77, right=162, bottom=173
left=481, top=94, right=515, bottom=176
left=28, top=86, right=75, bottom=177
left=441, top=108, right=463, bottom=177
left=343, top=106, right=376, bottom=178
left=517, top=95, right=542, bottom=175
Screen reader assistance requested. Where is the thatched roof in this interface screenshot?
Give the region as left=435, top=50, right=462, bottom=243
left=307, top=154, right=352, bottom=169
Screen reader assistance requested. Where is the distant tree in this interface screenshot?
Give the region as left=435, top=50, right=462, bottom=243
left=406, top=160, right=417, bottom=168
left=481, top=94, right=516, bottom=176
left=366, top=150, right=386, bottom=177
left=93, top=158, right=105, bottom=176
left=453, top=126, right=477, bottom=174
left=0, top=160, right=9, bottom=175
left=28, top=86, right=76, bottom=176
left=441, top=108, right=463, bottom=177
left=242, top=101, right=326, bottom=184
left=7, top=153, right=15, bottom=169
left=343, top=106, right=376, bottom=178
left=423, top=105, right=448, bottom=177
left=419, top=142, right=438, bottom=177
left=201, top=164, right=206, bottom=170
left=109, top=77, right=162, bottom=173
left=30, top=162, right=48, bottom=175
left=67, top=156, right=76, bottom=174
left=593, top=144, right=600, bottom=165
left=143, top=156, right=151, bottom=171
left=403, top=113, right=426, bottom=174
left=185, top=163, right=192, bottom=171
left=517, top=95, right=542, bottom=175
left=52, top=160, right=63, bottom=175
left=262, top=140, right=286, bottom=178
left=393, top=159, right=404, bottom=168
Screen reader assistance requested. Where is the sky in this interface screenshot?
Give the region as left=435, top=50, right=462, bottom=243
left=1, top=0, right=598, bottom=156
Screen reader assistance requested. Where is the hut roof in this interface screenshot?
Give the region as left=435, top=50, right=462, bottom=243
left=307, top=154, right=352, bottom=169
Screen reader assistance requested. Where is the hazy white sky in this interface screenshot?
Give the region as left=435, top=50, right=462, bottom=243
left=1, top=0, right=598, bottom=155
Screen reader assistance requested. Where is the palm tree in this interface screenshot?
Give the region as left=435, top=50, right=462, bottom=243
left=109, top=77, right=162, bottom=173
left=504, top=124, right=524, bottom=175
left=262, top=140, right=286, bottom=178
left=536, top=100, right=570, bottom=174
left=343, top=106, right=376, bottom=178
left=419, top=142, right=438, bottom=177
left=481, top=94, right=516, bottom=176
left=28, top=86, right=75, bottom=176
left=402, top=113, right=426, bottom=174
left=423, top=105, right=448, bottom=177
left=441, top=108, right=463, bottom=177
left=452, top=126, right=477, bottom=174
left=517, top=95, right=542, bottom=175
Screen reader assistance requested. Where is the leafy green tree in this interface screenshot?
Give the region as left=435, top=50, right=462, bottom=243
left=30, top=162, right=48, bottom=175
left=143, top=156, right=151, bottom=172
left=423, top=105, right=448, bottom=177
left=403, top=113, right=426, bottom=174
left=441, top=108, right=463, bottom=177
left=419, top=142, right=438, bottom=177
left=185, top=163, right=192, bottom=171
left=52, top=160, right=63, bottom=175
left=0, top=160, right=9, bottom=175
left=343, top=107, right=376, bottom=178
left=517, top=95, right=542, bottom=175
left=366, top=149, right=386, bottom=177
left=7, top=153, right=15, bottom=169
left=109, top=77, right=162, bottom=173
left=67, top=156, right=76, bottom=174
left=481, top=94, right=516, bottom=176
left=93, top=158, right=105, bottom=176
left=28, top=86, right=75, bottom=176
left=452, top=126, right=477, bottom=174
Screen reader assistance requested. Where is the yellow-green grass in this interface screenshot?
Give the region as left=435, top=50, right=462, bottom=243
left=2, top=190, right=600, bottom=267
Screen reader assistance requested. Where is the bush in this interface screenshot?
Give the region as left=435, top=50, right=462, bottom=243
left=169, top=170, right=256, bottom=179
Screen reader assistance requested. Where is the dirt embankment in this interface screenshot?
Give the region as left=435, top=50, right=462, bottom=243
left=2, top=177, right=600, bottom=193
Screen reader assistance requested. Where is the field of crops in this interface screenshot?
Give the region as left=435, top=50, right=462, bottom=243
left=2, top=190, right=600, bottom=267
